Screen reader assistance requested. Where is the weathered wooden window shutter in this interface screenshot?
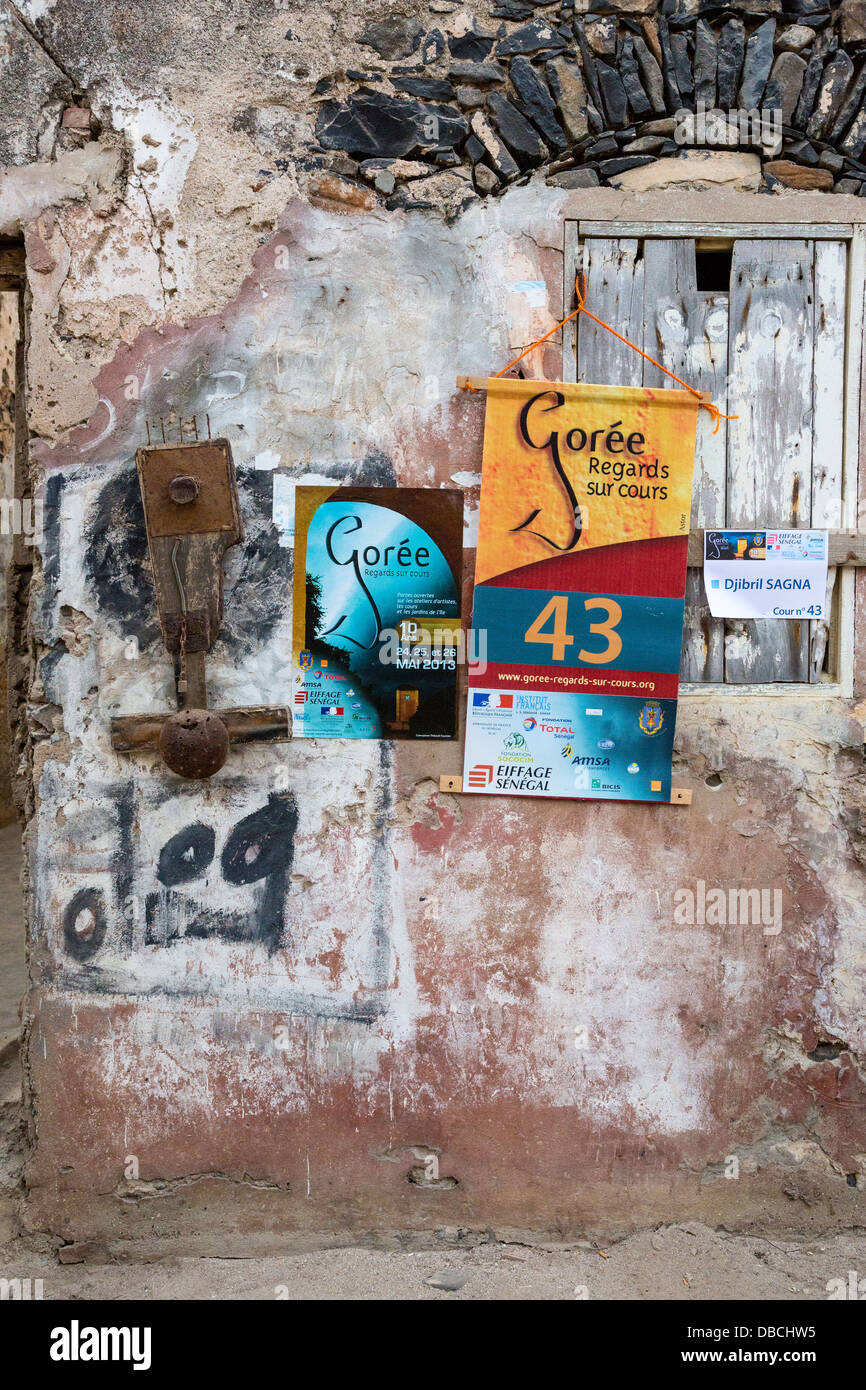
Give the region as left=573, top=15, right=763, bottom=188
left=566, top=231, right=850, bottom=686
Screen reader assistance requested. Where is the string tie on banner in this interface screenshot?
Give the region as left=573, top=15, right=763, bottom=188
left=461, top=274, right=738, bottom=435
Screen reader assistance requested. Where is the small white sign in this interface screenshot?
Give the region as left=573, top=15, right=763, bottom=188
left=703, top=529, right=829, bottom=620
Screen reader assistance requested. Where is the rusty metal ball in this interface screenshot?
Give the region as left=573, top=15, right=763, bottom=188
left=159, top=709, right=229, bottom=779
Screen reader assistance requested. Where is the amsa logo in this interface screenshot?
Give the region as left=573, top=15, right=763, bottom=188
left=572, top=755, right=610, bottom=767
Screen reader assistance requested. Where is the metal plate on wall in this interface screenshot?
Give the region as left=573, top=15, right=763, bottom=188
left=136, top=440, right=243, bottom=538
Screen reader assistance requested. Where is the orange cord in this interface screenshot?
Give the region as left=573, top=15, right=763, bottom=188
left=462, top=274, right=738, bottom=435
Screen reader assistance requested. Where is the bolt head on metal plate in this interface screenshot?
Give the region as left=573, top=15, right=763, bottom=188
left=168, top=473, right=200, bottom=504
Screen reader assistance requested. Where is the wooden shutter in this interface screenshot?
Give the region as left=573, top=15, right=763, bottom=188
left=572, top=233, right=847, bottom=684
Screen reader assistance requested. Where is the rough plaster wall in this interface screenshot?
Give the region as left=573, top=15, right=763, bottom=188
left=0, top=293, right=17, bottom=820
left=0, top=0, right=865, bottom=1249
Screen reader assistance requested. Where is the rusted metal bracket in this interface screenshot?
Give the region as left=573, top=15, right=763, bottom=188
left=110, top=438, right=290, bottom=779
left=439, top=774, right=692, bottom=805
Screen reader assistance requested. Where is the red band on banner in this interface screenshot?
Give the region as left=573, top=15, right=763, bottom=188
left=468, top=664, right=680, bottom=700
left=481, top=535, right=690, bottom=599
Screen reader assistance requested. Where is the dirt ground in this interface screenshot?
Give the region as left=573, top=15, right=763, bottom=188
left=0, top=1225, right=863, bottom=1300
left=1, top=821, right=864, bottom=1301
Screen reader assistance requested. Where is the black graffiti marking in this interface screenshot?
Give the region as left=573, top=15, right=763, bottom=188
left=221, top=794, right=298, bottom=886
left=62, top=887, right=108, bottom=962
left=82, top=456, right=395, bottom=657
left=157, top=823, right=216, bottom=887
left=84, top=470, right=159, bottom=649
left=143, top=795, right=298, bottom=957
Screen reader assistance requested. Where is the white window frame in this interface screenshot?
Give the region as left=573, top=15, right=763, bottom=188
left=563, top=218, right=864, bottom=701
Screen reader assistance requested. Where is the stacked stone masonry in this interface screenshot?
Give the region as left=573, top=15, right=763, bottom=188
left=302, top=0, right=866, bottom=210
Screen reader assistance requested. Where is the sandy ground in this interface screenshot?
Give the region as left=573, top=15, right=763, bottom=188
left=2, top=821, right=864, bottom=1301
left=0, top=1226, right=864, bottom=1299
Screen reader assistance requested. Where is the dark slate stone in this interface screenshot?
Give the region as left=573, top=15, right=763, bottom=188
left=490, top=1, right=535, bottom=17
left=393, top=78, right=456, bottom=101
left=585, top=134, right=619, bottom=158
left=546, top=168, right=601, bottom=188
left=717, top=19, right=746, bottom=109
left=447, top=61, right=506, bottom=83
left=792, top=51, right=828, bottom=129
left=658, top=16, right=682, bottom=110
left=671, top=31, right=694, bottom=104
left=587, top=103, right=604, bottom=135
left=770, top=52, right=807, bottom=124
left=738, top=19, right=776, bottom=107
left=615, top=126, right=638, bottom=143
left=596, top=58, right=629, bottom=127
left=841, top=96, right=866, bottom=157
left=509, top=55, right=569, bottom=152
left=421, top=31, right=446, bottom=66
left=693, top=20, right=717, bottom=107
left=346, top=71, right=383, bottom=82
left=785, top=0, right=830, bottom=15
left=829, top=63, right=866, bottom=146
left=358, top=19, right=423, bottom=61
left=663, top=0, right=702, bottom=27
left=316, top=92, right=469, bottom=158
left=807, top=51, right=855, bottom=140
left=632, top=34, right=666, bottom=115
left=620, top=133, right=668, bottom=153
left=449, top=30, right=495, bottom=62
left=574, top=19, right=605, bottom=115
left=486, top=90, right=549, bottom=166
left=784, top=137, right=819, bottom=162
left=465, top=133, right=485, bottom=161
left=496, top=18, right=567, bottom=56
left=598, top=155, right=656, bottom=178
left=818, top=148, right=844, bottom=171
left=620, top=37, right=652, bottom=118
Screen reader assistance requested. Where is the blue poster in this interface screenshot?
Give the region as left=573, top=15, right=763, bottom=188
left=292, top=486, right=463, bottom=739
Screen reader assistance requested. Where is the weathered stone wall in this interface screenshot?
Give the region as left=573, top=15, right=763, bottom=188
left=1, top=0, right=865, bottom=1254
left=0, top=293, right=17, bottom=823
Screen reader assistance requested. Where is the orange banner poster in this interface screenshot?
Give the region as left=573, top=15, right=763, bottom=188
left=464, top=379, right=699, bottom=802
